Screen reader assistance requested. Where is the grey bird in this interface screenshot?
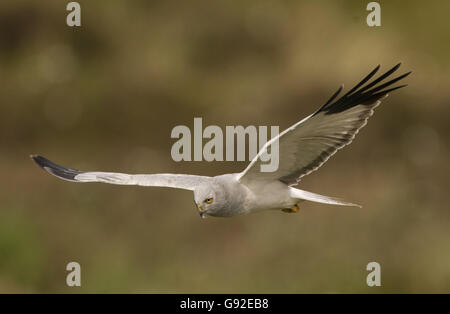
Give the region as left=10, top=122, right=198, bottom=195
left=31, top=64, right=410, bottom=218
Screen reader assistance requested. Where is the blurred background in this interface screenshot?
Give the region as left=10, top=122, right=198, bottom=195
left=0, top=0, right=448, bottom=293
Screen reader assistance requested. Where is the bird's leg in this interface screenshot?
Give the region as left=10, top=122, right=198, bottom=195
left=282, top=204, right=300, bottom=213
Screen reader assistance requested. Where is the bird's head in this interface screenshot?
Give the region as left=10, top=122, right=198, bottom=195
left=194, top=182, right=222, bottom=218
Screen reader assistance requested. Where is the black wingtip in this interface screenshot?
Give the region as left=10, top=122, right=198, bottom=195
left=317, top=63, right=410, bottom=115
left=30, top=154, right=46, bottom=168
left=30, top=154, right=82, bottom=182
left=319, top=84, right=344, bottom=111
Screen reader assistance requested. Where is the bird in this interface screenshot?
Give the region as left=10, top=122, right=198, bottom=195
left=31, top=64, right=410, bottom=218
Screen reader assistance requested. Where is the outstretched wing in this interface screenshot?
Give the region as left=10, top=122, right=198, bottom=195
left=31, top=155, right=210, bottom=191
left=238, top=63, right=411, bottom=186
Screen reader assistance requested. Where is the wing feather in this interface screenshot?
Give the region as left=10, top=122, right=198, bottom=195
left=238, top=64, right=410, bottom=186
left=31, top=155, right=210, bottom=191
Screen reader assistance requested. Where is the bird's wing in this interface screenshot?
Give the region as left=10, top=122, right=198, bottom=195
left=31, top=155, right=210, bottom=191
left=238, top=64, right=411, bottom=186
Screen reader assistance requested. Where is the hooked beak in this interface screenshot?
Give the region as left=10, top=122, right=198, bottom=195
left=197, top=204, right=208, bottom=219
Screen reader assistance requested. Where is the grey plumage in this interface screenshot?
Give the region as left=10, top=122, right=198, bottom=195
left=31, top=64, right=410, bottom=218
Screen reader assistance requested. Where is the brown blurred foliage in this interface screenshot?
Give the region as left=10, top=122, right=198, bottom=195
left=0, top=0, right=449, bottom=292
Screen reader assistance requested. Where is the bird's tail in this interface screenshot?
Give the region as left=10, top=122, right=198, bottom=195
left=289, top=187, right=361, bottom=208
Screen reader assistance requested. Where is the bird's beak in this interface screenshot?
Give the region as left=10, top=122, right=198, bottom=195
left=197, top=205, right=207, bottom=218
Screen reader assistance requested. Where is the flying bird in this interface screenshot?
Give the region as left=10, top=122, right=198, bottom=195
left=31, top=64, right=410, bottom=218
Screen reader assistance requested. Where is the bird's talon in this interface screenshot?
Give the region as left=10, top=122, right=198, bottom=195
left=282, top=204, right=299, bottom=213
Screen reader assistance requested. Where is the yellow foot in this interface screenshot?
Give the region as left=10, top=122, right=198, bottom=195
left=282, top=204, right=300, bottom=213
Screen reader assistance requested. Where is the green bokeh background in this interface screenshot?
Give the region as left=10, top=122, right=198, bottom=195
left=0, top=0, right=448, bottom=293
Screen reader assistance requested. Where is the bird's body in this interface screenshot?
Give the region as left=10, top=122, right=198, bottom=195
left=31, top=64, right=410, bottom=218
left=200, top=174, right=297, bottom=217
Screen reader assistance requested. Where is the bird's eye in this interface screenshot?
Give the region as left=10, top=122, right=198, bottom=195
left=205, top=198, right=213, bottom=204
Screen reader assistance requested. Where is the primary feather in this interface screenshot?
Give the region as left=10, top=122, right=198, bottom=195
left=238, top=63, right=411, bottom=186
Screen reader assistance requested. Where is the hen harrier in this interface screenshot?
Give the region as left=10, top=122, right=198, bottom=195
left=31, top=64, right=410, bottom=218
